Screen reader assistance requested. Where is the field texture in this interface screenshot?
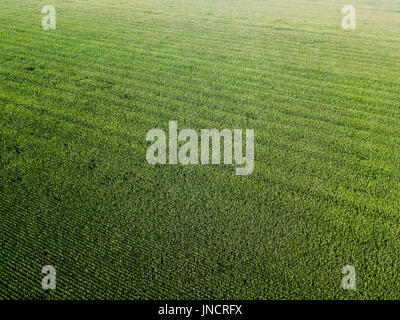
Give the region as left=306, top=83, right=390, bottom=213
left=1, top=0, right=400, bottom=299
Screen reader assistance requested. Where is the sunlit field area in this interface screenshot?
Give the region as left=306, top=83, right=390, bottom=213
left=1, top=0, right=400, bottom=299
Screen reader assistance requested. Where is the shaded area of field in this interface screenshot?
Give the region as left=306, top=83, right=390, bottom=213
left=1, top=0, right=400, bottom=299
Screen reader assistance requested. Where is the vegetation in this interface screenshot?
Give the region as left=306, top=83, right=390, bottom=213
left=1, top=0, right=400, bottom=299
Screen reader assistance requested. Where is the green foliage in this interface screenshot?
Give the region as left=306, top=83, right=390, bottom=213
left=1, top=0, right=400, bottom=299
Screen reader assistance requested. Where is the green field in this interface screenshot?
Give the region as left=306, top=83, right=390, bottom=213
left=1, top=0, right=400, bottom=299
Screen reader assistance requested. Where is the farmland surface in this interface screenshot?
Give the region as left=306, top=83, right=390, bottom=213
left=1, top=0, right=400, bottom=299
